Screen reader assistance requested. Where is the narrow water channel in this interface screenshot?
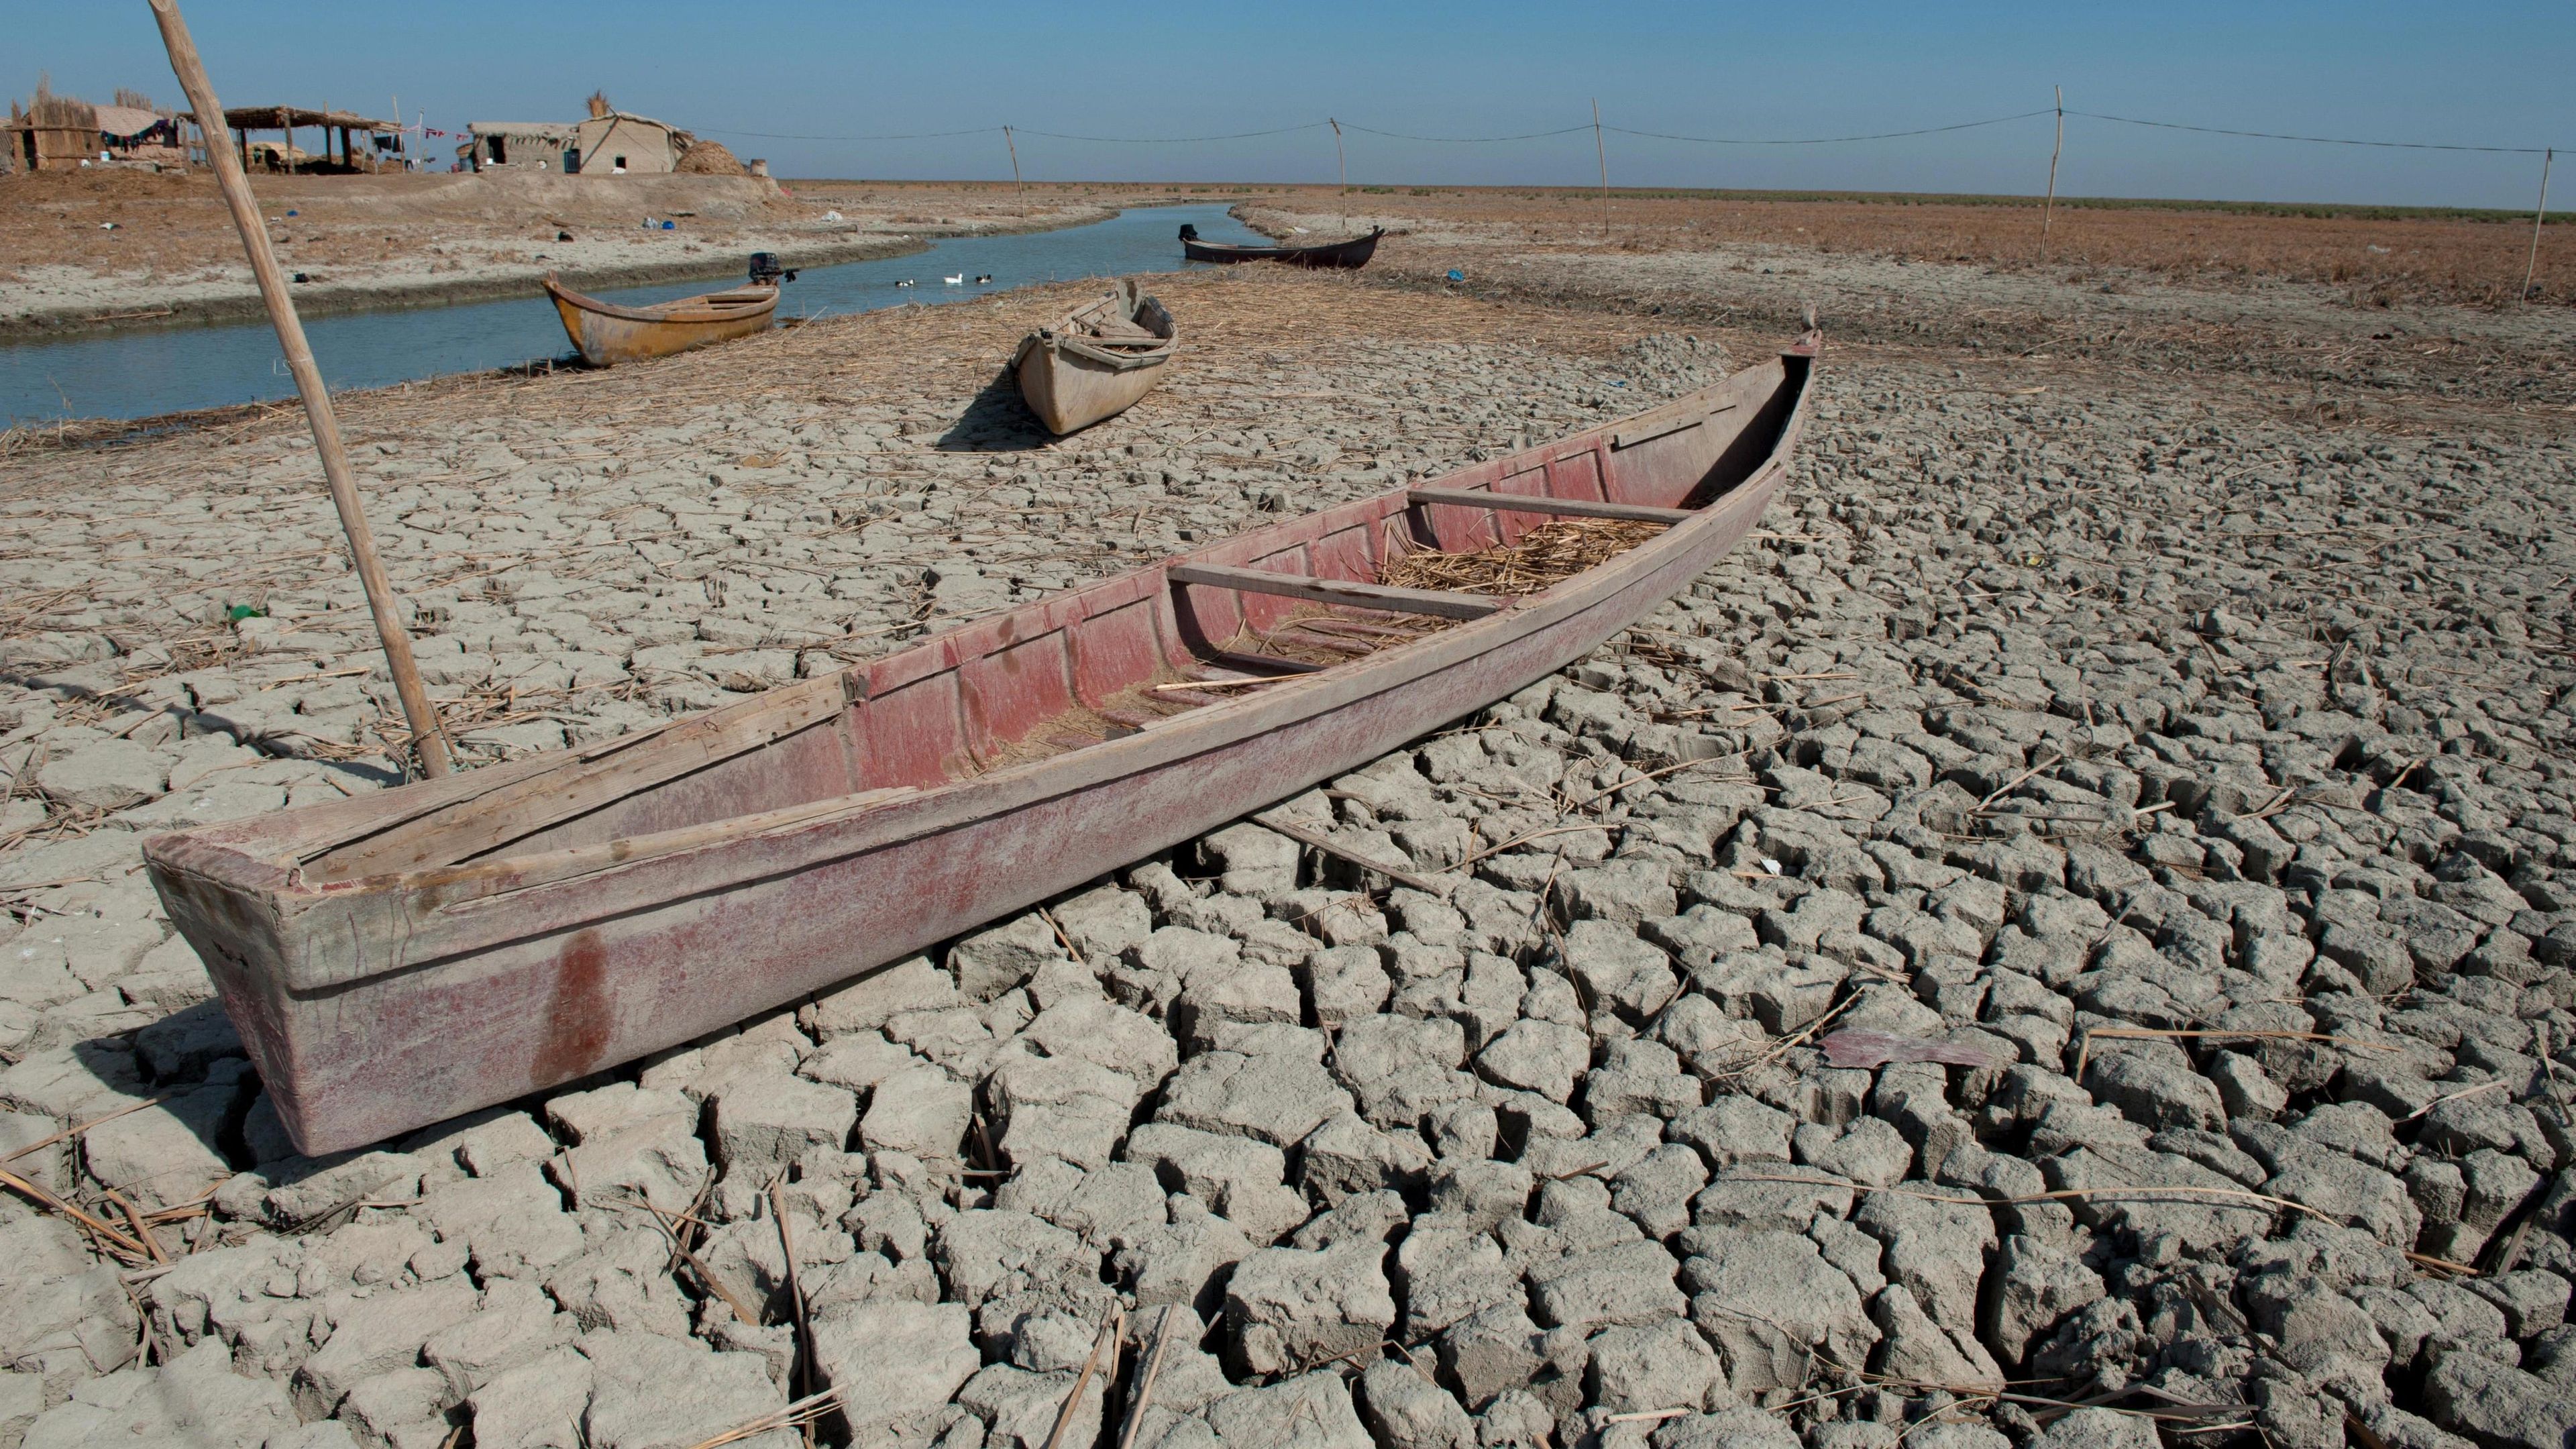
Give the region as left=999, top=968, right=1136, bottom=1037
left=1, top=203, right=1273, bottom=426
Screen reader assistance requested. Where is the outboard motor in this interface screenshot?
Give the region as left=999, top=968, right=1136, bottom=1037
left=747, top=252, right=796, bottom=286
left=1177, top=223, right=1198, bottom=241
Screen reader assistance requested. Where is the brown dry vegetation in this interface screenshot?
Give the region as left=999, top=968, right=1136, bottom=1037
left=1255, top=182, right=2573, bottom=309
left=11, top=169, right=2561, bottom=310
left=0, top=170, right=1221, bottom=287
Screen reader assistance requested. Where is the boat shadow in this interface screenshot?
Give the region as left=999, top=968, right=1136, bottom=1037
left=934, top=367, right=1053, bottom=453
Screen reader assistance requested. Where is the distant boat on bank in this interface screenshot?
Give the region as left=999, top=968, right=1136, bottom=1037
left=542, top=276, right=779, bottom=366
left=1179, top=223, right=1383, bottom=270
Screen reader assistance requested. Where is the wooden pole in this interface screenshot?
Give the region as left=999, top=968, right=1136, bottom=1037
left=148, top=0, right=451, bottom=777
left=1003, top=125, right=1022, bottom=197
left=2041, top=85, right=2063, bottom=262
left=1592, top=97, right=1609, bottom=239
left=1330, top=117, right=1345, bottom=229
left=2523, top=148, right=2553, bottom=303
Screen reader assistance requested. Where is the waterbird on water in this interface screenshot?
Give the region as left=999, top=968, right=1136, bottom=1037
left=975, top=274, right=993, bottom=284
left=895, top=278, right=914, bottom=288
left=943, top=274, right=964, bottom=286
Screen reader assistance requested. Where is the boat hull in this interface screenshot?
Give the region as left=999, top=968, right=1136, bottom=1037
left=142, top=342, right=1815, bottom=1155
left=1182, top=227, right=1382, bottom=270
left=544, top=276, right=779, bottom=366
left=1011, top=281, right=1176, bottom=434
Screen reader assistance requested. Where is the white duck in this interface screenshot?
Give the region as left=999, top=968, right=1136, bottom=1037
left=943, top=274, right=964, bottom=286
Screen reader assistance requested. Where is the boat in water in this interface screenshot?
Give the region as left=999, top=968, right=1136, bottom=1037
left=142, top=334, right=1819, bottom=1153
left=1012, top=278, right=1176, bottom=435
left=542, top=253, right=793, bottom=366
left=1180, top=223, right=1383, bottom=270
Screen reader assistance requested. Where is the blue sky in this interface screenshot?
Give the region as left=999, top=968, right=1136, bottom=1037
left=19, top=1, right=2568, bottom=208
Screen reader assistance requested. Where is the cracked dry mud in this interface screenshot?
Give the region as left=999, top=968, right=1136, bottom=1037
left=1, top=254, right=2574, bottom=1449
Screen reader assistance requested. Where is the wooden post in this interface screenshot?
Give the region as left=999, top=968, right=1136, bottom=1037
left=148, top=0, right=451, bottom=778
left=2524, top=148, right=2553, bottom=303
left=1592, top=97, right=1609, bottom=239
left=1330, top=117, right=1346, bottom=229
left=1003, top=125, right=1022, bottom=197
left=2041, top=85, right=2063, bottom=262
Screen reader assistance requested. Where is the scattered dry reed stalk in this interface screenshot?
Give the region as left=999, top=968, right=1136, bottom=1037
left=680, top=1386, right=849, bottom=1449
left=2072, top=1025, right=2396, bottom=1079
left=1115, top=1305, right=1179, bottom=1449
left=0, top=1166, right=156, bottom=1265
left=1042, top=1308, right=1126, bottom=1449
left=1726, top=1172, right=2337, bottom=1224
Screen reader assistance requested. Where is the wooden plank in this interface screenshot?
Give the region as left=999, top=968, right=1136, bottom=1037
left=1406, top=486, right=1692, bottom=525
left=1168, top=563, right=1505, bottom=621
left=1199, top=648, right=1328, bottom=677
left=1611, top=399, right=1735, bottom=450
left=318, top=678, right=849, bottom=879
left=412, top=788, right=914, bottom=902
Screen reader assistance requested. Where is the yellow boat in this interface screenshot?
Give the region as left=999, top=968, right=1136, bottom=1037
left=542, top=262, right=782, bottom=366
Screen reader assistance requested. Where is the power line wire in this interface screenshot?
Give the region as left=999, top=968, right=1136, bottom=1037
left=700, top=109, right=2554, bottom=158
left=698, top=125, right=998, bottom=142
left=2068, top=110, right=2549, bottom=156
left=1010, top=122, right=1332, bottom=144
left=1607, top=109, right=2053, bottom=146
left=1338, top=123, right=1595, bottom=144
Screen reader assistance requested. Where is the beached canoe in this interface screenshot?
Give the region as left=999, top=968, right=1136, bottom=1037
left=142, top=333, right=1819, bottom=1154
left=543, top=274, right=779, bottom=366
left=1012, top=278, right=1177, bottom=435
left=1181, top=223, right=1383, bottom=270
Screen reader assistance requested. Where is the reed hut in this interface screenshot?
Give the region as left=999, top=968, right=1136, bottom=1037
left=182, top=105, right=401, bottom=173
left=5, top=83, right=102, bottom=173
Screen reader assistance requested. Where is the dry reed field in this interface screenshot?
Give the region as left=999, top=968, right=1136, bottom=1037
left=1247, top=183, right=2573, bottom=309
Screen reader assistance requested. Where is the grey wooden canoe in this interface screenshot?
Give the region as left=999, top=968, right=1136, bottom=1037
left=1012, top=278, right=1175, bottom=435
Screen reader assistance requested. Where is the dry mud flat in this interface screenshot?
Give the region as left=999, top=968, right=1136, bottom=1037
left=1234, top=203, right=2576, bottom=423
left=1, top=264, right=2575, bottom=1449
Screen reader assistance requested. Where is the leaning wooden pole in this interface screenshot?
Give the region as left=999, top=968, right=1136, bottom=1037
left=2040, top=85, right=2063, bottom=262
left=1004, top=125, right=1024, bottom=197
left=1592, top=98, right=1610, bottom=239
left=2523, top=148, right=2553, bottom=303
left=148, top=0, right=451, bottom=777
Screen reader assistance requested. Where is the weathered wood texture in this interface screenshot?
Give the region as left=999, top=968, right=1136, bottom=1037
left=543, top=275, right=780, bottom=366
left=143, top=338, right=1819, bottom=1154
left=1012, top=279, right=1177, bottom=435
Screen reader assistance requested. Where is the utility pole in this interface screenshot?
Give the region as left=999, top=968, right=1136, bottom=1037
left=1592, top=98, right=1609, bottom=239
left=1330, top=117, right=1346, bottom=229
left=2523, top=148, right=2553, bottom=303
left=2041, top=85, right=2064, bottom=262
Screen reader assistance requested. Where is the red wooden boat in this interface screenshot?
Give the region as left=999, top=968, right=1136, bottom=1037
left=142, top=334, right=1819, bottom=1154
left=1181, top=223, right=1383, bottom=270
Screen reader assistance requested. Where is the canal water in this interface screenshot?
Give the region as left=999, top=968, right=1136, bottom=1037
left=1, top=203, right=1272, bottom=426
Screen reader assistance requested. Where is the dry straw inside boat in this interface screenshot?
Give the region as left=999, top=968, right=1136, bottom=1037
left=1381, top=517, right=1666, bottom=599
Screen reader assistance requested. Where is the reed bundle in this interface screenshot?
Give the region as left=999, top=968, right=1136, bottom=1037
left=1380, top=517, right=1664, bottom=597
